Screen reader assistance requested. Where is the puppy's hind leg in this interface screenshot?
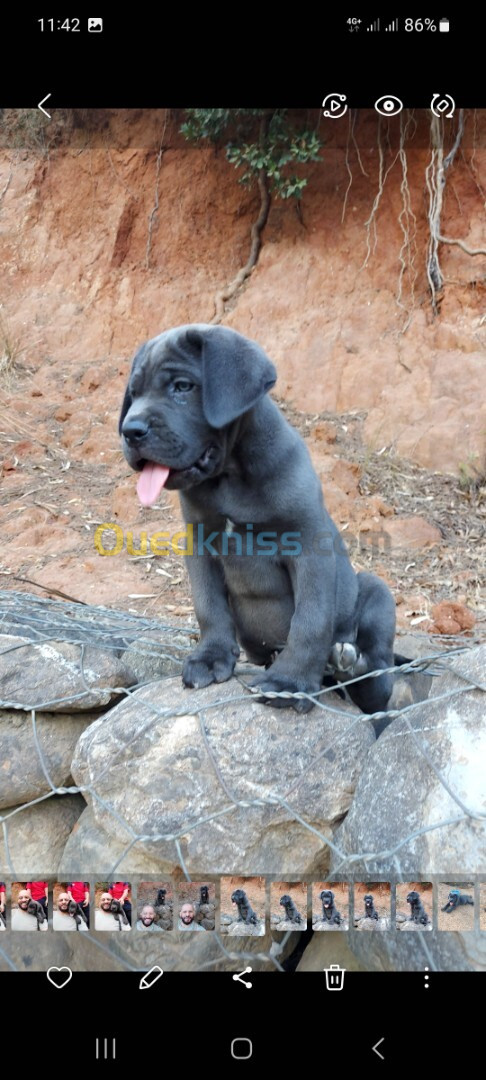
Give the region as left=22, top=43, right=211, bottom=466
left=333, top=572, right=396, bottom=717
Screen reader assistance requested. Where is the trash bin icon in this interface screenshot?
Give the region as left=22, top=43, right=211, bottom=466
left=324, top=964, right=345, bottom=990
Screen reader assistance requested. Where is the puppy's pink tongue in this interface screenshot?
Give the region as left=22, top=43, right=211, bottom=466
left=136, top=462, right=170, bottom=507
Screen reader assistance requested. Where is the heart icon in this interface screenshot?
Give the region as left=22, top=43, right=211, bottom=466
left=47, top=966, right=73, bottom=989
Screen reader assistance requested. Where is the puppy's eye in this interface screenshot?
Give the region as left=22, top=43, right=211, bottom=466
left=174, top=379, right=194, bottom=393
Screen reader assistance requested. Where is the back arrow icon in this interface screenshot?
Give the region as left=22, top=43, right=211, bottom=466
left=372, top=1037, right=385, bottom=1060
left=38, top=94, right=51, bottom=119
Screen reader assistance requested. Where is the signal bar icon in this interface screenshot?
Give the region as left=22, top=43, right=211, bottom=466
left=366, top=18, right=380, bottom=31
left=385, top=19, right=398, bottom=32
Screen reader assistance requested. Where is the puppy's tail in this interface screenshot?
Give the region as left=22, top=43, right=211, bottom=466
left=393, top=653, right=441, bottom=677
left=394, top=653, right=412, bottom=667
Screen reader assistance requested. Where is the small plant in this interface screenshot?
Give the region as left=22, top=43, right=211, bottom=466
left=181, top=108, right=322, bottom=201
left=458, top=453, right=485, bottom=493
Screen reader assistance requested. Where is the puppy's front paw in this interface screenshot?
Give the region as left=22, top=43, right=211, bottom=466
left=183, top=643, right=239, bottom=689
left=249, top=672, right=321, bottom=714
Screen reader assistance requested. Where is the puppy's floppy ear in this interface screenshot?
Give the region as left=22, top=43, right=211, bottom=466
left=186, top=326, right=277, bottom=428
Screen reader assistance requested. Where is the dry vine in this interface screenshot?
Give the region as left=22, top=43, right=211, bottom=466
left=146, top=112, right=169, bottom=269
left=426, top=109, right=486, bottom=313
left=211, top=115, right=271, bottom=324
left=396, top=110, right=419, bottom=327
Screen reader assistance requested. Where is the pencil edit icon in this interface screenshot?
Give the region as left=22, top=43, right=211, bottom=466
left=139, top=965, right=164, bottom=989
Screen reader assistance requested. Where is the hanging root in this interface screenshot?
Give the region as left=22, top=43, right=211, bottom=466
left=425, top=110, right=484, bottom=313
left=342, top=110, right=369, bottom=224
left=361, top=119, right=400, bottom=271
left=211, top=170, right=271, bottom=324
left=396, top=111, right=418, bottom=329
left=146, top=113, right=169, bottom=269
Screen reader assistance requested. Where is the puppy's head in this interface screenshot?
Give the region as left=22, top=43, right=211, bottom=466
left=231, top=889, right=246, bottom=905
left=320, top=890, right=334, bottom=907
left=120, top=324, right=277, bottom=503
left=364, top=894, right=374, bottom=907
left=27, top=899, right=45, bottom=922
left=407, top=891, right=419, bottom=905
left=280, top=894, right=291, bottom=907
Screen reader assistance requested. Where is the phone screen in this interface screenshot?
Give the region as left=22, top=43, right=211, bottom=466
left=0, top=13, right=484, bottom=1064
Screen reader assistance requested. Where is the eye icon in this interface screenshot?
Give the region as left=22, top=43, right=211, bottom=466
left=375, top=96, right=403, bottom=116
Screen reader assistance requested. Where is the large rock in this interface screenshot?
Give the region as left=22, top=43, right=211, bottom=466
left=297, top=933, right=364, bottom=972
left=0, top=709, right=98, bottom=809
left=0, top=795, right=86, bottom=875
left=0, top=634, right=133, bottom=711
left=58, top=806, right=165, bottom=875
left=331, top=646, right=486, bottom=875
left=68, top=921, right=298, bottom=973
left=0, top=932, right=127, bottom=973
left=0, top=933, right=75, bottom=973
left=298, top=923, right=486, bottom=973
left=71, top=674, right=375, bottom=876
left=121, top=636, right=185, bottom=685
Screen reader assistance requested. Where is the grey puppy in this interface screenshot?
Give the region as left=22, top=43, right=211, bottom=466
left=120, top=324, right=397, bottom=714
left=231, top=888, right=258, bottom=925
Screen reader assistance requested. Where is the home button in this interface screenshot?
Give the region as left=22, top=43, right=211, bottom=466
left=231, top=1037, right=253, bottom=1060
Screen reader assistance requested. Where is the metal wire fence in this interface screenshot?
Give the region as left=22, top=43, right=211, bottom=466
left=0, top=589, right=484, bottom=973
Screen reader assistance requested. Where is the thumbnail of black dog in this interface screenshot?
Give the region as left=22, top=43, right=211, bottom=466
left=110, top=898, right=129, bottom=929
left=320, top=890, right=342, bottom=925
left=67, top=900, right=88, bottom=930
left=442, top=889, right=474, bottom=913
left=279, top=894, right=303, bottom=924
left=27, top=899, right=47, bottom=931
left=406, top=891, right=429, bottom=925
left=200, top=885, right=210, bottom=906
left=363, top=894, right=379, bottom=921
left=231, top=889, right=258, bottom=925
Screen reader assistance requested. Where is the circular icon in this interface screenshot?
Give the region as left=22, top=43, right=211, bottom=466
left=431, top=93, right=455, bottom=118
left=374, top=96, right=403, bottom=117
left=322, top=93, right=348, bottom=119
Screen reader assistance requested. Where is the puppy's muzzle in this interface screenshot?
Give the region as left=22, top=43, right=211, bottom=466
left=122, top=417, right=151, bottom=444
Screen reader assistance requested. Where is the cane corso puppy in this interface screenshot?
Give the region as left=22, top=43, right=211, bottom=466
left=406, top=891, right=429, bottom=925
left=363, top=894, right=379, bottom=920
left=120, top=324, right=397, bottom=714
left=279, top=894, right=304, bottom=924
left=231, top=888, right=258, bottom=925
left=319, top=889, right=342, bottom=925
left=441, top=889, right=474, bottom=913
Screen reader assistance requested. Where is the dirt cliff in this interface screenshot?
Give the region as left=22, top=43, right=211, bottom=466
left=0, top=108, right=483, bottom=624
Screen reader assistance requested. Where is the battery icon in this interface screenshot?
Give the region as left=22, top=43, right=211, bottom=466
left=439, top=18, right=450, bottom=32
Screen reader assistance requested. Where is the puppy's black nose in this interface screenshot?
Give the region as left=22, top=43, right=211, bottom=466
left=122, top=418, right=150, bottom=443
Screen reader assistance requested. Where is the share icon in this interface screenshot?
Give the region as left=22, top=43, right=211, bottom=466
left=232, top=966, right=253, bottom=988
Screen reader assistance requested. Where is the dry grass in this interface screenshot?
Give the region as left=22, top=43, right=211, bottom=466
left=0, top=311, right=19, bottom=387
